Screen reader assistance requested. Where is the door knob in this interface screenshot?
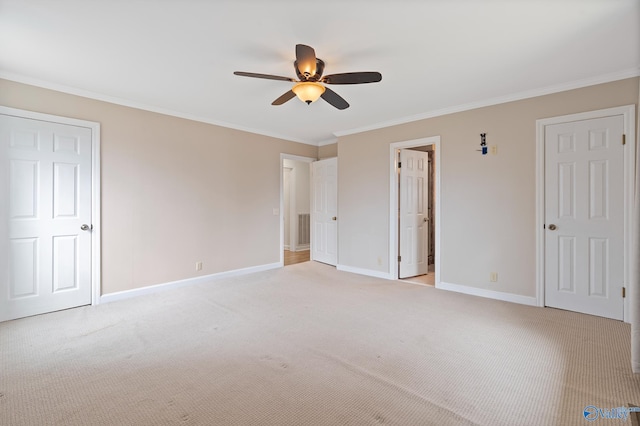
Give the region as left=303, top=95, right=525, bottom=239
left=423, top=218, right=428, bottom=222
left=332, top=217, right=337, bottom=221
left=80, top=224, right=92, bottom=231
left=548, top=224, right=557, bottom=231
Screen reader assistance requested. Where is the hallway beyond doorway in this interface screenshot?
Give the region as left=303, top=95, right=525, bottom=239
left=284, top=250, right=310, bottom=266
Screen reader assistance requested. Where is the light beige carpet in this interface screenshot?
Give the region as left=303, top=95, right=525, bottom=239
left=1, top=262, right=638, bottom=425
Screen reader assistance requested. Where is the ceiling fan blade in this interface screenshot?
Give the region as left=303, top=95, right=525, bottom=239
left=321, top=72, right=382, bottom=85
left=234, top=71, right=295, bottom=82
left=295, top=44, right=317, bottom=78
left=321, top=87, right=349, bottom=110
left=272, top=90, right=296, bottom=106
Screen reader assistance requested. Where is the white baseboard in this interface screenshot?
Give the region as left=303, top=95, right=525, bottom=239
left=99, top=262, right=281, bottom=304
left=336, top=264, right=393, bottom=280
left=284, top=244, right=290, bottom=250
left=436, top=281, right=538, bottom=306
left=293, top=245, right=310, bottom=252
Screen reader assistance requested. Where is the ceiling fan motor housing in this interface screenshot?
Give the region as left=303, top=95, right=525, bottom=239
left=295, top=59, right=325, bottom=81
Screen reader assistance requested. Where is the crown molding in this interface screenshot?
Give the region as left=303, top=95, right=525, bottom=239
left=333, top=67, right=640, bottom=138
left=0, top=71, right=317, bottom=146
left=3, top=67, right=638, bottom=147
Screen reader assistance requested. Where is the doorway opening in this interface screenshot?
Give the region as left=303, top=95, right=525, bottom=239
left=280, top=154, right=314, bottom=267
left=389, top=136, right=441, bottom=285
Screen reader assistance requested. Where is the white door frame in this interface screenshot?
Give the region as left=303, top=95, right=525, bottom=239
left=283, top=166, right=293, bottom=251
left=0, top=106, right=102, bottom=306
left=389, top=136, right=441, bottom=282
left=535, top=105, right=636, bottom=322
left=279, top=153, right=315, bottom=266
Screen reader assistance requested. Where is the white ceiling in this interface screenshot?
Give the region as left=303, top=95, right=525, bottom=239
left=1, top=0, right=638, bottom=145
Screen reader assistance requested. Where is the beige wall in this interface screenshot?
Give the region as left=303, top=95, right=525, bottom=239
left=318, top=143, right=337, bottom=159
left=0, top=79, right=317, bottom=295
left=2, top=77, right=638, bottom=300
left=337, top=77, right=639, bottom=298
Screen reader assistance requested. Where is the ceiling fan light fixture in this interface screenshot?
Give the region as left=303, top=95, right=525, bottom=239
left=292, top=82, right=325, bottom=104
left=234, top=44, right=380, bottom=110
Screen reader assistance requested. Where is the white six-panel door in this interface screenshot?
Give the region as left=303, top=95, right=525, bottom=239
left=1, top=114, right=93, bottom=321
left=399, top=149, right=429, bottom=279
left=544, top=115, right=624, bottom=320
left=311, top=158, right=337, bottom=266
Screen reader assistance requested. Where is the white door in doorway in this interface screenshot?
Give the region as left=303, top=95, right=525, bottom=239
left=399, top=149, right=429, bottom=279
left=544, top=115, right=624, bottom=320
left=1, top=114, right=93, bottom=321
left=311, top=158, right=337, bottom=266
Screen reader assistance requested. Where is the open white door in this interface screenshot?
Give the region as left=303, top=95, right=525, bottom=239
left=544, top=115, right=625, bottom=320
left=311, top=158, right=337, bottom=266
left=399, top=149, right=429, bottom=279
left=1, top=114, right=93, bottom=321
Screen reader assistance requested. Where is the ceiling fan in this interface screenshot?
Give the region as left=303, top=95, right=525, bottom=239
left=234, top=44, right=382, bottom=110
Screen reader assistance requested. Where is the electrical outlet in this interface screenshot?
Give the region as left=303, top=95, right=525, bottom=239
left=490, top=272, right=498, bottom=282
left=377, top=257, right=382, bottom=266
left=196, top=261, right=203, bottom=271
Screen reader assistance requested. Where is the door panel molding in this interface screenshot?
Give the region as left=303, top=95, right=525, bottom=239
left=535, top=105, right=636, bottom=322
left=0, top=106, right=101, bottom=317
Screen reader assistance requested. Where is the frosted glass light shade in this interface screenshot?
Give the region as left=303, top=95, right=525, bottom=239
left=292, top=82, right=326, bottom=104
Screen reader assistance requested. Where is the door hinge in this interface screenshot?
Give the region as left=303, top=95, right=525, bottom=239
left=398, top=255, right=401, bottom=262
left=623, top=134, right=626, bottom=145
left=623, top=287, right=626, bottom=298
left=398, top=162, right=401, bottom=168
